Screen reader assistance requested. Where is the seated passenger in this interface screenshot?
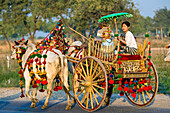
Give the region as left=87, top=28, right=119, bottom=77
left=97, top=23, right=114, bottom=41
left=101, top=26, right=114, bottom=49
left=118, top=21, right=138, bottom=55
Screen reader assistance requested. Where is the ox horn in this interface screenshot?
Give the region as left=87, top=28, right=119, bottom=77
left=15, top=41, right=20, bottom=45
left=24, top=40, right=28, bottom=45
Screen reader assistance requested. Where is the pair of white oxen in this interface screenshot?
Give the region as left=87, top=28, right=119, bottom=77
left=11, top=40, right=83, bottom=110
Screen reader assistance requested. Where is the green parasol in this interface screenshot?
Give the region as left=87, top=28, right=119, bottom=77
left=98, top=12, right=133, bottom=36
left=98, top=12, right=133, bottom=23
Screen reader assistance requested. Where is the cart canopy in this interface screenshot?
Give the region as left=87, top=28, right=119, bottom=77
left=98, top=12, right=133, bottom=23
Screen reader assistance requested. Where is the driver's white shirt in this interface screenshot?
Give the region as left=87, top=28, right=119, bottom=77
left=125, top=31, right=137, bottom=49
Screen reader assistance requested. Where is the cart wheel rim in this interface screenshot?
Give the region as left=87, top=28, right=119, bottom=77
left=125, top=60, right=158, bottom=106
left=73, top=56, right=108, bottom=112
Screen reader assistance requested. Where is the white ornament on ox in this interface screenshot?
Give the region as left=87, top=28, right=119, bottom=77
left=164, top=44, right=170, bottom=62
left=11, top=40, right=75, bottom=110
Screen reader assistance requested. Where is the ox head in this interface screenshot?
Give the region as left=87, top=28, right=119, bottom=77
left=11, top=39, right=29, bottom=60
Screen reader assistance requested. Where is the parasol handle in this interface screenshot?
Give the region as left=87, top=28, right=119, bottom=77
left=114, top=17, right=118, bottom=35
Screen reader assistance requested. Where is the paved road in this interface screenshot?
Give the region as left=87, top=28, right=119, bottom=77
left=0, top=88, right=170, bottom=113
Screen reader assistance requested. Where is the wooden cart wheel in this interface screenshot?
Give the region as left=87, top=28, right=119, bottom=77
left=125, top=60, right=158, bottom=106
left=73, top=56, right=107, bottom=112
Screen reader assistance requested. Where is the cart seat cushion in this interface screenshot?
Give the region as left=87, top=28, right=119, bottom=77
left=120, top=54, right=142, bottom=60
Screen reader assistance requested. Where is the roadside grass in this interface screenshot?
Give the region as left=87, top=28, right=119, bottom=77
left=152, top=54, right=170, bottom=94
left=0, top=58, right=20, bottom=87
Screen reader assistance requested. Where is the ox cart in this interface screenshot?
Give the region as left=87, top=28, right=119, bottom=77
left=13, top=12, right=158, bottom=112
left=65, top=12, right=158, bottom=112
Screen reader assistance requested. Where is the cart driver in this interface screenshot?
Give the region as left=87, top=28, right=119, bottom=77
left=97, top=23, right=114, bottom=39
left=97, top=23, right=114, bottom=51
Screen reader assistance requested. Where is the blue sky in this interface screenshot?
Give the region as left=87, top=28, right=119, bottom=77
left=132, top=0, right=170, bottom=18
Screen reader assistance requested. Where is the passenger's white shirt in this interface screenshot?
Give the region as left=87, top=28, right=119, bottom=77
left=125, top=31, right=137, bottom=49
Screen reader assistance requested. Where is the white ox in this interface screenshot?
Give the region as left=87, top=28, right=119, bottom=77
left=164, top=44, right=170, bottom=62
left=11, top=41, right=74, bottom=110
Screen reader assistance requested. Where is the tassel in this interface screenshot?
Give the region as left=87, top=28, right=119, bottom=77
left=20, top=92, right=25, bottom=98
left=54, top=86, right=58, bottom=91
left=18, top=69, right=22, bottom=74
left=39, top=84, right=45, bottom=92
left=120, top=91, right=124, bottom=96
left=33, top=84, right=38, bottom=88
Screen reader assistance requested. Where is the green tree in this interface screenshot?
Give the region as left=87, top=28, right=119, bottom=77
left=66, top=0, right=141, bottom=38
left=153, top=7, right=170, bottom=37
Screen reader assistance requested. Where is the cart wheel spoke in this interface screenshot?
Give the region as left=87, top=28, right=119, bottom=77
left=93, top=79, right=105, bottom=83
left=77, top=88, right=85, bottom=97
left=90, top=59, right=94, bottom=76
left=76, top=67, right=86, bottom=80
left=86, top=89, right=90, bottom=108
left=89, top=89, right=94, bottom=109
left=92, top=86, right=102, bottom=97
left=80, top=89, right=88, bottom=104
left=139, top=92, right=141, bottom=104
left=92, top=63, right=99, bottom=78
left=145, top=90, right=151, bottom=99
left=142, top=91, right=146, bottom=104
left=80, top=62, right=87, bottom=78
left=93, top=84, right=104, bottom=90
left=91, top=87, right=99, bottom=105
left=92, top=70, right=103, bottom=80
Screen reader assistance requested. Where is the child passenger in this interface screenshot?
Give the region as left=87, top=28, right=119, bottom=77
left=118, top=21, right=138, bottom=55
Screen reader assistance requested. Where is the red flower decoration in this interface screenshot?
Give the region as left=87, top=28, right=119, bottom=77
left=131, top=93, right=136, bottom=98
left=138, top=88, right=143, bottom=92
left=128, top=89, right=133, bottom=94
left=148, top=62, right=153, bottom=66
left=124, top=81, right=128, bottom=84
left=138, top=81, right=142, bottom=84
left=148, top=86, right=152, bottom=90
left=58, top=86, right=62, bottom=90
left=109, top=80, right=114, bottom=84
left=143, top=86, right=148, bottom=91
left=36, top=80, right=41, bottom=84
left=41, top=80, right=48, bottom=85
left=124, top=87, right=129, bottom=91
left=129, top=81, right=133, bottom=85
left=117, top=86, right=123, bottom=91
left=118, top=60, right=122, bottom=64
